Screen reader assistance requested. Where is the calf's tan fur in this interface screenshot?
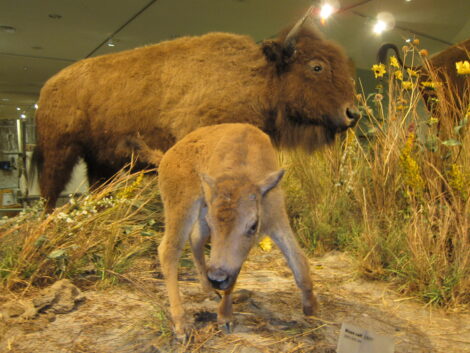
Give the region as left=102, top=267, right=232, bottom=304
left=158, top=123, right=317, bottom=338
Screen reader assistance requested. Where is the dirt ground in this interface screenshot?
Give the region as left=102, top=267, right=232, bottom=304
left=1, top=248, right=469, bottom=353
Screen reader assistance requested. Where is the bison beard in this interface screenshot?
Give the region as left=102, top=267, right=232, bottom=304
left=33, top=14, right=359, bottom=211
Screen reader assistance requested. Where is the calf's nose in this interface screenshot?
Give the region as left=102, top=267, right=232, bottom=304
left=207, top=268, right=230, bottom=290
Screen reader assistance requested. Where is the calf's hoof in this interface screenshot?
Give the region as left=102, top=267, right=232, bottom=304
left=218, top=320, right=234, bottom=334
left=174, top=321, right=192, bottom=343
left=302, top=292, right=319, bottom=316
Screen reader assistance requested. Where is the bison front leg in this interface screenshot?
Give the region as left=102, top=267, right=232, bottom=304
left=190, top=206, right=212, bottom=293
left=262, top=194, right=319, bottom=316
left=158, top=199, right=200, bottom=341
left=218, top=287, right=234, bottom=332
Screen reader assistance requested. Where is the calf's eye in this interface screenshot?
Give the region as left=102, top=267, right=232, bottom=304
left=247, top=221, right=258, bottom=236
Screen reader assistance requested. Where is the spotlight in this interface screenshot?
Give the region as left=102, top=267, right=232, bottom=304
left=373, top=20, right=387, bottom=34
left=373, top=12, right=395, bottom=35
left=320, top=4, right=335, bottom=20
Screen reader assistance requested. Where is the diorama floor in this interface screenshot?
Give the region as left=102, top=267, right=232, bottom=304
left=1, top=249, right=469, bottom=353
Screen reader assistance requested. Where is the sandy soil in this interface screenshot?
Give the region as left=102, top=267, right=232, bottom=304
left=1, top=249, right=469, bottom=353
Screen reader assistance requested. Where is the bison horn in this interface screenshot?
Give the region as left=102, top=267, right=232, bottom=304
left=283, top=6, right=315, bottom=53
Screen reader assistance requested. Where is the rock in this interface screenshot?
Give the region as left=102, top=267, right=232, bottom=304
left=0, top=279, right=85, bottom=322
left=0, top=300, right=36, bottom=320
left=32, top=279, right=85, bottom=314
left=2, top=302, right=25, bottom=317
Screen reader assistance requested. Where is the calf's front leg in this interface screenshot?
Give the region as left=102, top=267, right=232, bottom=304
left=263, top=196, right=319, bottom=316
left=158, top=200, right=200, bottom=340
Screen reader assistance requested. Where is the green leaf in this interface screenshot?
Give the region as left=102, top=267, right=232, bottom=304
left=122, top=226, right=133, bottom=235
left=140, top=231, right=154, bottom=237
left=48, top=249, right=66, bottom=259
left=34, top=235, right=47, bottom=247
left=441, top=139, right=462, bottom=147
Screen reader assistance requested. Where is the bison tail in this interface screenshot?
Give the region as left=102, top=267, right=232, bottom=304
left=29, top=145, right=44, bottom=189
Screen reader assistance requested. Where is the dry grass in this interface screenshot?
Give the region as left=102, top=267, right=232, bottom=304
left=282, top=41, right=469, bottom=307
left=0, top=166, right=163, bottom=293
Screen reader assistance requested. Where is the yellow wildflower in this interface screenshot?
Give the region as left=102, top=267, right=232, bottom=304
left=399, top=132, right=425, bottom=198
left=394, top=70, right=403, bottom=80
left=396, top=104, right=407, bottom=111
left=259, top=236, right=273, bottom=252
left=412, top=38, right=420, bottom=46
left=407, top=68, right=419, bottom=77
left=116, top=172, right=144, bottom=199
left=372, top=63, right=386, bottom=78
left=456, top=60, right=470, bottom=75
left=390, top=56, right=400, bottom=68
left=448, top=164, right=469, bottom=200
left=421, top=81, right=440, bottom=90
left=402, top=81, right=413, bottom=90
left=429, top=117, right=439, bottom=125
left=419, top=49, right=429, bottom=57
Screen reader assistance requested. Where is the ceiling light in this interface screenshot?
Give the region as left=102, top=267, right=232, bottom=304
left=20, top=114, right=26, bottom=119
left=373, top=20, right=387, bottom=34
left=373, top=12, right=395, bottom=35
left=16, top=107, right=20, bottom=111
left=320, top=4, right=335, bottom=20
left=107, top=39, right=116, bottom=47
left=0, top=25, right=16, bottom=33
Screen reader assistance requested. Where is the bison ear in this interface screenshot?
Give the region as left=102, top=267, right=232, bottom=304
left=261, top=40, right=295, bottom=72
left=258, top=169, right=285, bottom=196
left=261, top=40, right=283, bottom=63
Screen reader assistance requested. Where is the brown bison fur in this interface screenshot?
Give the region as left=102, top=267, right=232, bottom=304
left=158, top=123, right=317, bottom=339
left=377, top=38, right=470, bottom=112
left=34, top=18, right=359, bottom=211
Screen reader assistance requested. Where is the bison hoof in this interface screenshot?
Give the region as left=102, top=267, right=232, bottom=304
left=220, top=321, right=234, bottom=334
left=174, top=321, right=192, bottom=343
left=175, top=330, right=191, bottom=344
left=302, top=293, right=320, bottom=316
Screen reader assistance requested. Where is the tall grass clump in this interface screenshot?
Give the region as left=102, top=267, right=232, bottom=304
left=0, top=166, right=163, bottom=292
left=283, top=40, right=469, bottom=307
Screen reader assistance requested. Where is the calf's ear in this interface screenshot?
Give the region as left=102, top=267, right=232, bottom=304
left=258, top=169, right=285, bottom=196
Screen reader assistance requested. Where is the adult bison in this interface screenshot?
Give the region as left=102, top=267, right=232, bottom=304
left=34, top=9, right=359, bottom=211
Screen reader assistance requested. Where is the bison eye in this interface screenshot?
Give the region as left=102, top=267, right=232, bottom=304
left=247, top=221, right=258, bottom=236
left=312, top=65, right=323, bottom=72
left=308, top=60, right=325, bottom=73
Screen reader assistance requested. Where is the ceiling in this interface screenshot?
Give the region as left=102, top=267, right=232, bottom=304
left=0, top=0, right=469, bottom=120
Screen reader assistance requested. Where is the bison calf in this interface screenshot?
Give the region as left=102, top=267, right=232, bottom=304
left=158, top=123, right=318, bottom=339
